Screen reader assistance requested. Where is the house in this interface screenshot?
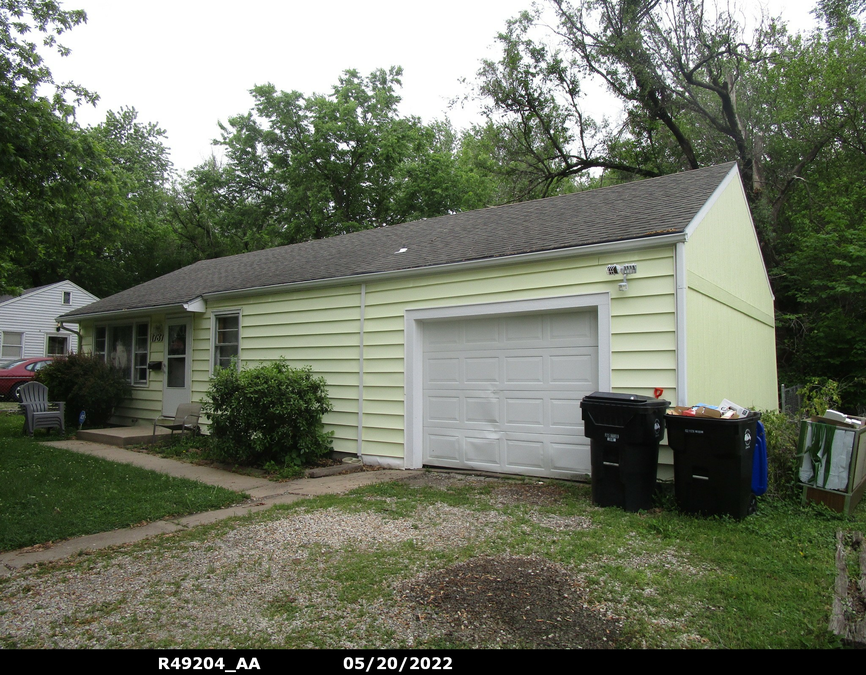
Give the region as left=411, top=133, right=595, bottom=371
left=59, top=162, right=777, bottom=480
left=1, top=280, right=99, bottom=360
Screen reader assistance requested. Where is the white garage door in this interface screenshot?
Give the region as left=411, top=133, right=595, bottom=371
left=422, top=310, right=598, bottom=479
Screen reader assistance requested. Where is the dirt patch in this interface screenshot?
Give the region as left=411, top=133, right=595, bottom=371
left=397, top=555, right=631, bottom=649
left=490, top=481, right=572, bottom=507
left=400, top=471, right=498, bottom=489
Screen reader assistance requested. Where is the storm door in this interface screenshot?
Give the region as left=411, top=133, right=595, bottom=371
left=163, top=319, right=192, bottom=415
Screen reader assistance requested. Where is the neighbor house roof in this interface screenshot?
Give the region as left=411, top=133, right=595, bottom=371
left=60, top=162, right=738, bottom=320
left=0, top=283, right=54, bottom=306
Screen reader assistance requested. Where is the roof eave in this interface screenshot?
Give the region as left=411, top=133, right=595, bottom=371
left=58, top=301, right=200, bottom=323
left=202, top=231, right=688, bottom=302
left=60, top=232, right=688, bottom=321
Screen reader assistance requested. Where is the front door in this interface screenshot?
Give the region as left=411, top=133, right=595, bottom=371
left=163, top=319, right=192, bottom=416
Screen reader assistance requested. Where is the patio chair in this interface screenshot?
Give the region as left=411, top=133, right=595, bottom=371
left=152, top=402, right=201, bottom=440
left=19, top=381, right=65, bottom=437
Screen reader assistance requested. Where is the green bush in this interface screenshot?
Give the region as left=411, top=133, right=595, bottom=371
left=35, top=352, right=131, bottom=428
left=761, top=410, right=803, bottom=503
left=203, top=360, right=333, bottom=467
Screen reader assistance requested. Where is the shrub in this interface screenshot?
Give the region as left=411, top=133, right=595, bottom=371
left=36, top=353, right=131, bottom=428
left=761, top=410, right=803, bottom=503
left=203, top=360, right=333, bottom=467
left=798, top=378, right=842, bottom=417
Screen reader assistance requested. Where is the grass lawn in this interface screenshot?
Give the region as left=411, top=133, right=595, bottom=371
left=0, top=413, right=245, bottom=552
left=2, top=471, right=864, bottom=648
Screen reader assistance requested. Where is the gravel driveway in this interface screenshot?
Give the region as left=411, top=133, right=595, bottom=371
left=0, top=473, right=646, bottom=649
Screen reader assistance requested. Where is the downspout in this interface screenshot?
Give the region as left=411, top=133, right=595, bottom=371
left=357, top=283, right=366, bottom=461
left=56, top=322, right=83, bottom=340
left=675, top=242, right=688, bottom=406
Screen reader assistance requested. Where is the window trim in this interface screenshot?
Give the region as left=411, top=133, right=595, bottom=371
left=93, top=321, right=150, bottom=386
left=211, top=309, right=242, bottom=375
left=61, top=291, right=72, bottom=305
left=46, top=334, right=70, bottom=356
left=1, top=331, right=24, bottom=360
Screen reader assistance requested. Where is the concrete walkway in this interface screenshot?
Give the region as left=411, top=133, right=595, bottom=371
left=0, top=439, right=420, bottom=576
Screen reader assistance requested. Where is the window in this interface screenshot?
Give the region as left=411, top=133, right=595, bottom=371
left=213, top=312, right=240, bottom=371
left=1, top=332, right=23, bottom=359
left=62, top=291, right=72, bottom=305
left=47, top=335, right=69, bottom=356
left=94, top=323, right=149, bottom=385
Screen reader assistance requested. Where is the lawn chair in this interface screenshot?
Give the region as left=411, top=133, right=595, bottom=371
left=19, top=381, right=65, bottom=437
left=153, top=402, right=201, bottom=441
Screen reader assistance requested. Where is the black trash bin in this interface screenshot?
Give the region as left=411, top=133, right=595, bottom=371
left=665, top=411, right=762, bottom=520
left=580, top=392, right=669, bottom=512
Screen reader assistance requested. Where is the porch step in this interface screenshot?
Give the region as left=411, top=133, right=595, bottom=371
left=76, top=426, right=173, bottom=447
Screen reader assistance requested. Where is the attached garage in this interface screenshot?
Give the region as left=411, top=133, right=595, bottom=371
left=61, top=162, right=778, bottom=481
left=406, top=296, right=608, bottom=480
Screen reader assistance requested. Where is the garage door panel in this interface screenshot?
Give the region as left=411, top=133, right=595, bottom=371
left=426, top=321, right=461, bottom=346
left=464, top=318, right=500, bottom=344
left=426, top=358, right=460, bottom=384
left=465, top=396, right=500, bottom=424
left=505, top=315, right=544, bottom=343
left=427, top=396, right=461, bottom=423
left=465, top=436, right=501, bottom=465
left=550, top=398, right=583, bottom=428
left=550, top=353, right=596, bottom=384
left=504, top=356, right=545, bottom=384
left=550, top=312, right=596, bottom=344
left=465, top=357, right=499, bottom=383
left=427, top=434, right=460, bottom=461
left=550, top=440, right=592, bottom=474
left=504, top=397, right=545, bottom=426
left=422, top=309, right=598, bottom=479
left=505, top=438, right=546, bottom=470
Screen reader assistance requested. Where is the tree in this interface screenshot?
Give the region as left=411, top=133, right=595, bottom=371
left=473, top=0, right=785, bottom=198
left=171, top=68, right=483, bottom=255
left=0, top=1, right=94, bottom=294
left=4, top=106, right=182, bottom=298
left=763, top=3, right=866, bottom=406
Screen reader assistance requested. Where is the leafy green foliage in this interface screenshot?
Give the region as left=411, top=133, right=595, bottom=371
left=0, top=3, right=188, bottom=298
left=170, top=68, right=490, bottom=259
left=471, top=0, right=781, bottom=198
left=204, top=361, right=333, bottom=467
left=761, top=410, right=803, bottom=502
left=35, top=352, right=130, bottom=427
left=798, top=378, right=843, bottom=417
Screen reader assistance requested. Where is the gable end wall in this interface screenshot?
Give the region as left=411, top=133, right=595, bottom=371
left=684, top=176, right=778, bottom=410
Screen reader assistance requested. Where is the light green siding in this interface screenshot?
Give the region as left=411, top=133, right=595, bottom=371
left=200, top=286, right=362, bottom=454
left=360, top=247, right=677, bottom=462
left=685, top=174, right=778, bottom=410
left=79, top=247, right=681, bottom=463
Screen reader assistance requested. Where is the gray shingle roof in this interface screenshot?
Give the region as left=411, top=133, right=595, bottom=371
left=61, top=163, right=737, bottom=319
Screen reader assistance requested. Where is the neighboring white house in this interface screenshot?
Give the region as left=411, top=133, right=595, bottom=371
left=0, top=281, right=99, bottom=360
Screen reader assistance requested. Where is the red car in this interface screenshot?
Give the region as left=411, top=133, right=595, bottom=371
left=0, top=357, right=55, bottom=401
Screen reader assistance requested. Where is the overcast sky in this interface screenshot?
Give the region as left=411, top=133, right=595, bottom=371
left=44, top=0, right=821, bottom=174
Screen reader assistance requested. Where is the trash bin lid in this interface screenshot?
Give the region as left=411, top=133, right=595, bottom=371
left=581, top=391, right=668, bottom=407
